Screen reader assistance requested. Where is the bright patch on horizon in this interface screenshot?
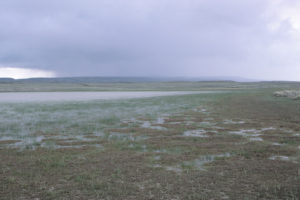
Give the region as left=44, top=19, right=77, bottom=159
left=0, top=67, right=56, bottom=79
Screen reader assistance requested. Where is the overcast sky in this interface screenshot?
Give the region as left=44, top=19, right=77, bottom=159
left=0, top=0, right=300, bottom=80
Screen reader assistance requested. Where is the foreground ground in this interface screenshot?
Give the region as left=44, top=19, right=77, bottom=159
left=0, top=82, right=300, bottom=199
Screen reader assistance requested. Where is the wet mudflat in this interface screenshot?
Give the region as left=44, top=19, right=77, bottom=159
left=0, top=87, right=300, bottom=199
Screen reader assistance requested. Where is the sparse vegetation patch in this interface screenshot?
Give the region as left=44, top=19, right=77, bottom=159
left=274, top=90, right=300, bottom=100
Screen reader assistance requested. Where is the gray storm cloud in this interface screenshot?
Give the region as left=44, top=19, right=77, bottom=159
left=0, top=0, right=300, bottom=80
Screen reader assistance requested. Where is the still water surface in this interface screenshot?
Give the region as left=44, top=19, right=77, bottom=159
left=0, top=91, right=215, bottom=103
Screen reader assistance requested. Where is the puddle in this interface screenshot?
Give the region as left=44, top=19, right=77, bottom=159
left=260, top=127, right=276, bottom=131
left=169, top=122, right=181, bottom=125
left=204, top=117, right=214, bottom=121
left=183, top=129, right=208, bottom=137
left=1, top=128, right=148, bottom=150
left=156, top=117, right=167, bottom=124
left=249, top=137, right=263, bottom=142
left=7, top=136, right=45, bottom=149
left=199, top=121, right=214, bottom=127
left=250, top=133, right=262, bottom=137
left=163, top=153, right=231, bottom=173
left=128, top=143, right=147, bottom=152
left=183, top=153, right=231, bottom=170
left=41, top=143, right=104, bottom=150
left=153, top=155, right=161, bottom=160
left=141, top=121, right=167, bottom=130
left=229, top=129, right=259, bottom=136
left=272, top=142, right=284, bottom=146
left=0, top=136, right=16, bottom=141
left=192, top=107, right=208, bottom=113
left=269, top=155, right=297, bottom=163
left=278, top=128, right=295, bottom=134
left=185, top=121, right=195, bottom=125
left=74, top=135, right=99, bottom=142
left=1, top=131, right=107, bottom=150
left=108, top=132, right=147, bottom=141
left=229, top=127, right=275, bottom=139
left=223, top=120, right=245, bottom=125
left=121, top=117, right=139, bottom=124
left=0, top=136, right=22, bottom=145
left=153, top=149, right=168, bottom=153
left=165, top=166, right=183, bottom=173
left=212, top=126, right=225, bottom=130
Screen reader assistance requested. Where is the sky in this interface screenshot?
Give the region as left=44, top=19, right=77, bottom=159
left=0, top=0, right=300, bottom=80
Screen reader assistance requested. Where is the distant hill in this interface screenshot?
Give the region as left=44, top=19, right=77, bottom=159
left=0, top=76, right=258, bottom=83
left=0, top=78, right=15, bottom=83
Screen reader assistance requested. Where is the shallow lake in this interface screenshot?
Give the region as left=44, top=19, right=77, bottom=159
left=0, top=91, right=216, bottom=103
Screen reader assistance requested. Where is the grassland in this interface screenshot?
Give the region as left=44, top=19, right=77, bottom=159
left=1, top=81, right=300, bottom=92
left=0, top=82, right=300, bottom=199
